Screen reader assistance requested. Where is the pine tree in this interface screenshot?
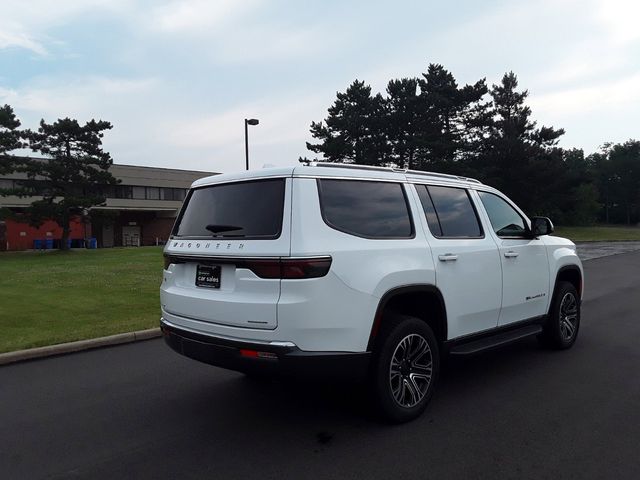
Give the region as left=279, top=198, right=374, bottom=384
left=6, top=117, right=118, bottom=250
left=307, top=80, right=389, bottom=165
left=385, top=78, right=421, bottom=169
left=0, top=104, right=23, bottom=174
left=415, top=64, right=489, bottom=172
left=475, top=72, right=564, bottom=213
left=607, top=140, right=640, bottom=224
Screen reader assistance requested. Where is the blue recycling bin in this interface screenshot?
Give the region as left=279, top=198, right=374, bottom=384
left=89, top=238, right=97, bottom=249
left=33, top=239, right=43, bottom=250
left=45, top=239, right=54, bottom=249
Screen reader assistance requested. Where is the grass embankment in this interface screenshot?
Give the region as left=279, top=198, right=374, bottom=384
left=554, top=225, right=640, bottom=242
left=0, top=247, right=163, bottom=353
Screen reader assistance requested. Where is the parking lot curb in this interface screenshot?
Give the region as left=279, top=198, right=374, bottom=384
left=0, top=328, right=162, bottom=366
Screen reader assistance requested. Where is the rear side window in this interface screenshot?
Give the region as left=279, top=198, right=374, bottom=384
left=415, top=185, right=483, bottom=238
left=317, top=179, right=413, bottom=239
left=173, top=178, right=285, bottom=239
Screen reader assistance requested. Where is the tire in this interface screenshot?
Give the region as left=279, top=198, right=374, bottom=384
left=370, top=315, right=440, bottom=423
left=539, top=281, right=580, bottom=350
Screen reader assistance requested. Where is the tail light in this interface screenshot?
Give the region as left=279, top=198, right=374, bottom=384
left=162, top=255, right=331, bottom=279
left=245, top=257, right=332, bottom=279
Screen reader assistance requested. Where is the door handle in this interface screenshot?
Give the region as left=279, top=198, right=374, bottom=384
left=504, top=251, right=519, bottom=258
left=438, top=254, right=458, bottom=262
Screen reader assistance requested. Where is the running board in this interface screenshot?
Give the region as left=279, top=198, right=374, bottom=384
left=449, top=324, right=543, bottom=355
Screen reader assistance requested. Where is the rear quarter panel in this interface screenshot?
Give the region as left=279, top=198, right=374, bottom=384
left=282, top=177, right=435, bottom=352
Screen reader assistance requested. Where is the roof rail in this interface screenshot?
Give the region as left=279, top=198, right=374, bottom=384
left=405, top=169, right=482, bottom=184
left=308, top=161, right=482, bottom=184
left=311, top=162, right=398, bottom=173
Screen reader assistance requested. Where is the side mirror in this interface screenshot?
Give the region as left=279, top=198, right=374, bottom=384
left=531, top=216, right=554, bottom=236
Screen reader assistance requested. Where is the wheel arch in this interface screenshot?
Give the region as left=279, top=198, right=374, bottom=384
left=367, top=285, right=448, bottom=351
left=554, top=265, right=583, bottom=300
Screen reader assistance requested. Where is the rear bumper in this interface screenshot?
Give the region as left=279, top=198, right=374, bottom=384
left=160, top=318, right=371, bottom=380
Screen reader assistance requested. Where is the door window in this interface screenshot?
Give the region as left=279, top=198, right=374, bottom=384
left=478, top=191, right=528, bottom=238
left=415, top=185, right=483, bottom=238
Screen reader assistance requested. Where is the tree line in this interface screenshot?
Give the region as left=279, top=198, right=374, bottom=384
left=0, top=105, right=116, bottom=249
left=306, top=64, right=640, bottom=226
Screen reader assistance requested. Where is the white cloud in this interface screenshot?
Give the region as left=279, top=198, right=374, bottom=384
left=530, top=73, right=640, bottom=116
left=0, top=74, right=330, bottom=172
left=144, top=0, right=342, bottom=64
left=149, top=0, right=261, bottom=33
left=0, top=25, right=47, bottom=55
left=212, top=25, right=337, bottom=63
left=2, top=0, right=639, bottom=171
left=163, top=90, right=332, bottom=151
left=594, top=0, right=640, bottom=45
left=0, top=77, right=158, bottom=118
left=0, top=0, right=133, bottom=55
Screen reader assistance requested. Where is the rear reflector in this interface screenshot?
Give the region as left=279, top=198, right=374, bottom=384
left=240, top=349, right=278, bottom=360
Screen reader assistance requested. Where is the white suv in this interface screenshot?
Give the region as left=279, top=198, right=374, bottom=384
left=160, top=163, right=583, bottom=422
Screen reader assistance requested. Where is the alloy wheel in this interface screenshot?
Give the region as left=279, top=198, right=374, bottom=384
left=389, top=334, right=433, bottom=408
left=559, top=292, right=578, bottom=342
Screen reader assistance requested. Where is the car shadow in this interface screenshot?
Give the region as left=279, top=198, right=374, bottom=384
left=161, top=336, right=552, bottom=433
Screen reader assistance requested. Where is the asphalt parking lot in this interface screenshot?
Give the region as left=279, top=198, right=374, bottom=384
left=1, top=251, right=639, bottom=479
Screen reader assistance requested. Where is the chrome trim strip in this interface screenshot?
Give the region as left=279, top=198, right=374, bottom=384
left=160, top=317, right=297, bottom=348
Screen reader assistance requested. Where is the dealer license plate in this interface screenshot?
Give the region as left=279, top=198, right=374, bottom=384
left=195, top=265, right=221, bottom=288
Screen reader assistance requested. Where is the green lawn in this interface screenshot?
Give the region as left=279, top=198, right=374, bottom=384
left=554, top=225, right=640, bottom=242
left=0, top=247, right=163, bottom=353
left=1, top=225, right=638, bottom=353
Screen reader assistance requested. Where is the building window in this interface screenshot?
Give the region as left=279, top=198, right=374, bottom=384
left=0, top=179, right=14, bottom=189
left=160, top=188, right=174, bottom=201
left=146, top=187, right=160, bottom=200
left=173, top=188, right=186, bottom=201
left=94, top=184, right=188, bottom=200
left=115, top=186, right=132, bottom=199
left=132, top=186, right=146, bottom=199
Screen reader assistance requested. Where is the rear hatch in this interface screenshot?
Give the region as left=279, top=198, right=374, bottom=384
left=161, top=176, right=291, bottom=330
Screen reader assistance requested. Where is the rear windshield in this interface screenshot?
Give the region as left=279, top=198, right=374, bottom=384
left=173, top=178, right=286, bottom=239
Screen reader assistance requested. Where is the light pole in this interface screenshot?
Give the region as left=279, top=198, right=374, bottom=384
left=244, top=118, right=259, bottom=170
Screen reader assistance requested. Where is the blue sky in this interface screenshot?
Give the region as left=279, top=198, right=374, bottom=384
left=1, top=0, right=639, bottom=173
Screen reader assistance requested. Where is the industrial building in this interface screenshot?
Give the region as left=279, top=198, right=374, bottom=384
left=0, top=160, right=215, bottom=251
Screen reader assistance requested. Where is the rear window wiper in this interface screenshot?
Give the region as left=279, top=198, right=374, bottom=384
left=205, top=224, right=245, bottom=234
